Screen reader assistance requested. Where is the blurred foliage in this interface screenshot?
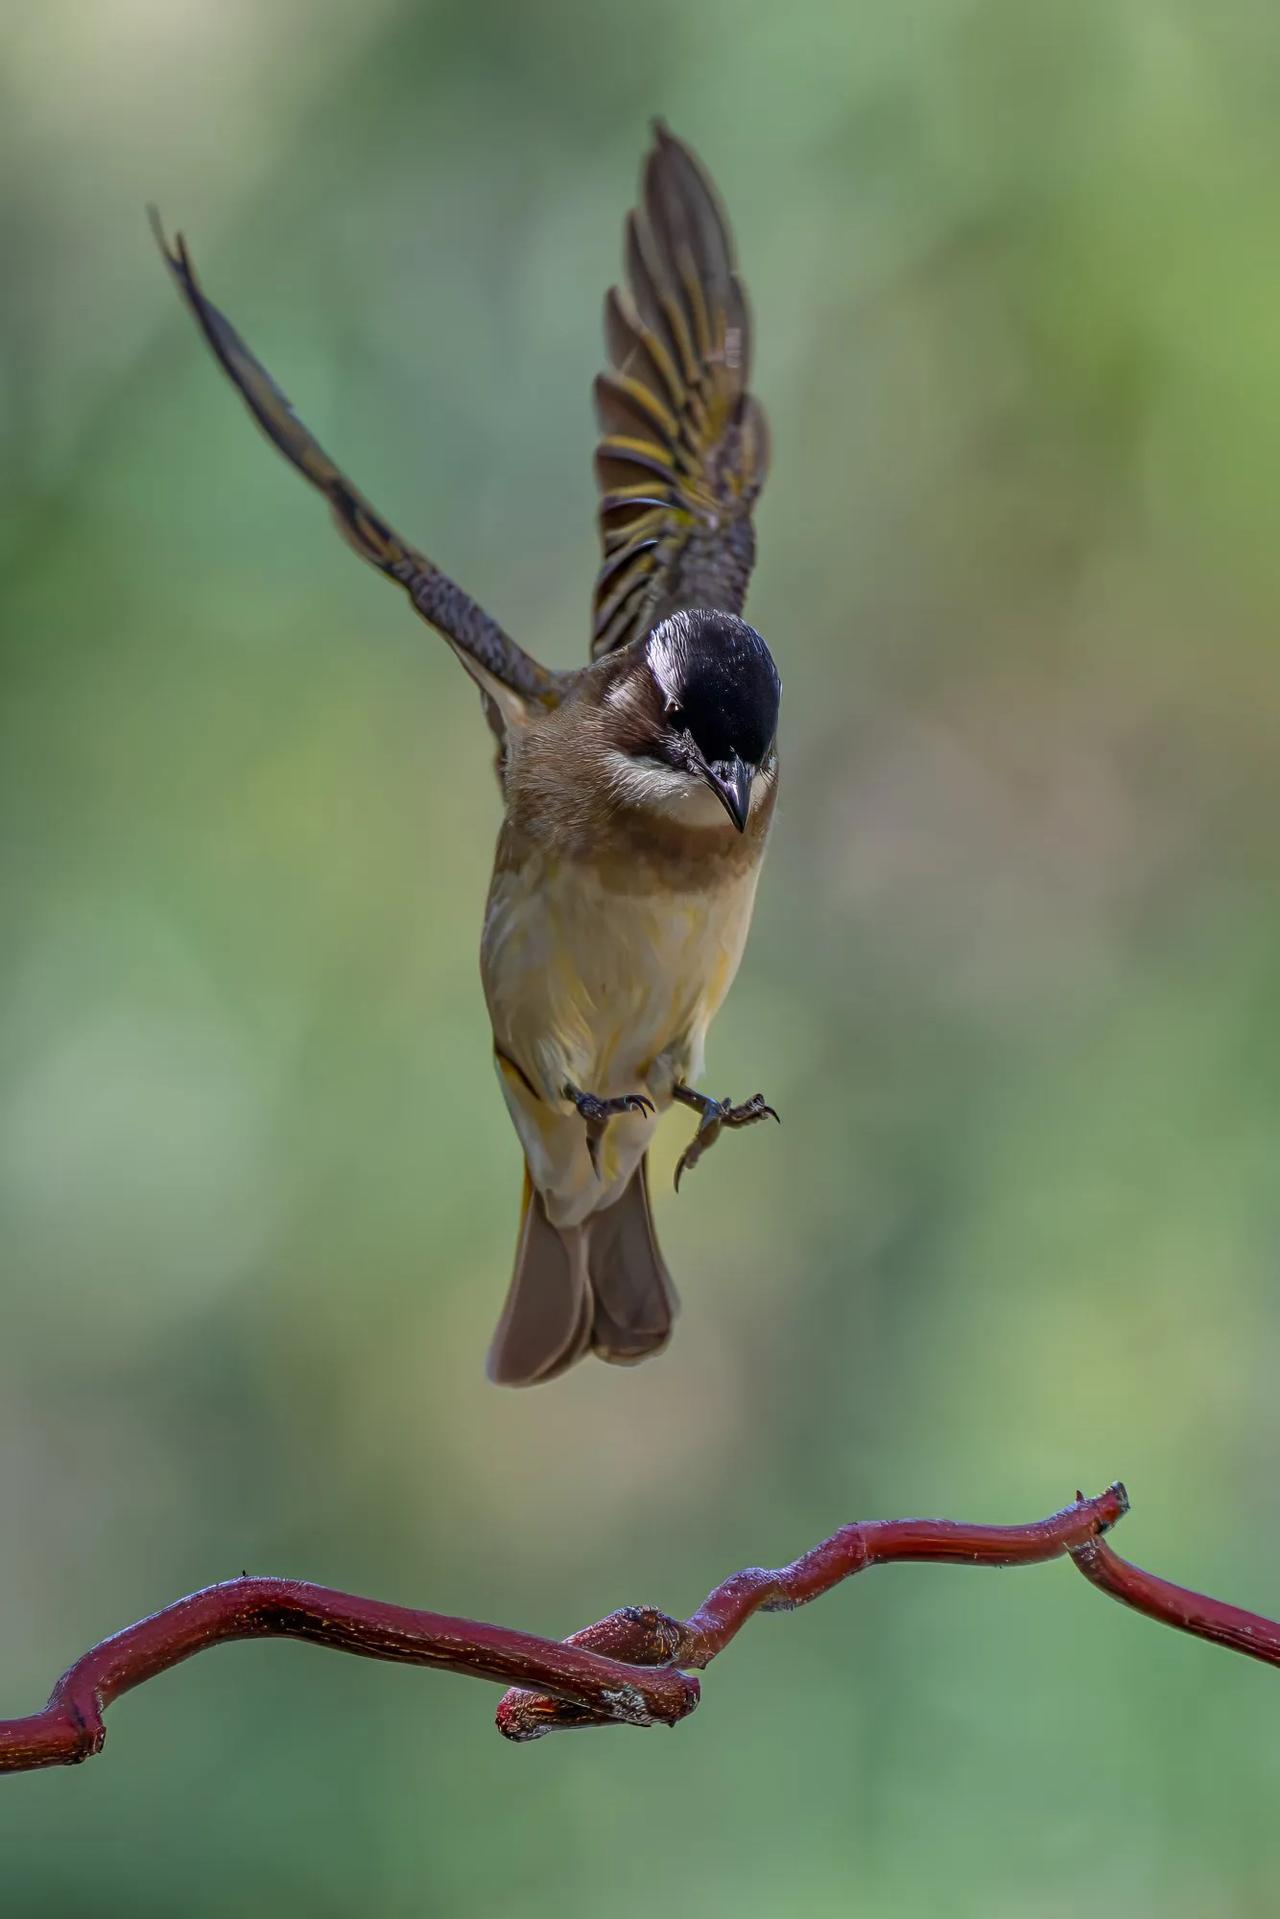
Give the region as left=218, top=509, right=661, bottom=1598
left=4, top=0, right=1280, bottom=1912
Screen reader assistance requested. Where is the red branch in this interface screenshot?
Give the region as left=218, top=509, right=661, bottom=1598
left=0, top=1581, right=699, bottom=1773
left=1069, top=1527, right=1280, bottom=1669
left=494, top=1482, right=1130, bottom=1739
left=0, top=1481, right=1271, bottom=1774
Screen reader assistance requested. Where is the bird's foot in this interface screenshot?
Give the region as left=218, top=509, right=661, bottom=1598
left=671, top=1085, right=780, bottom=1191
left=565, top=1083, right=655, bottom=1178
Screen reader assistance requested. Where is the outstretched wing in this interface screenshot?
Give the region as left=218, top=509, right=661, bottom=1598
left=151, top=214, right=562, bottom=730
left=591, top=123, right=769, bottom=659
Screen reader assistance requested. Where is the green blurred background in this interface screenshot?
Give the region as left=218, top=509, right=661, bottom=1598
left=4, top=0, right=1280, bottom=1911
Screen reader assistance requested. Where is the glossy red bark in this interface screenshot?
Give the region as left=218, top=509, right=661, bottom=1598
left=3, top=1481, right=1272, bottom=1775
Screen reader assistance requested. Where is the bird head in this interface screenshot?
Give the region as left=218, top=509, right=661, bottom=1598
left=605, top=610, right=780, bottom=831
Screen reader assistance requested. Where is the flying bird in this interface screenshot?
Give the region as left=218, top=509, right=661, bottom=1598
left=153, top=123, right=781, bottom=1385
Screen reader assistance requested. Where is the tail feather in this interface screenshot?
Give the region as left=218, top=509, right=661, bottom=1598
left=486, top=1156, right=678, bottom=1387
left=587, top=1156, right=679, bottom=1365
left=485, top=1170, right=592, bottom=1386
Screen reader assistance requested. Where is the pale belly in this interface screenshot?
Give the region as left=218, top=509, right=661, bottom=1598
left=481, top=849, right=761, bottom=1227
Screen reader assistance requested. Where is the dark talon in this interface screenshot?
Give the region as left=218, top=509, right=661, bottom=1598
left=671, top=1084, right=780, bottom=1190
left=564, top=1083, right=656, bottom=1179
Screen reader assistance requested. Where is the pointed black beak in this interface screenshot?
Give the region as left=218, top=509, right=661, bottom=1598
left=706, top=755, right=755, bottom=833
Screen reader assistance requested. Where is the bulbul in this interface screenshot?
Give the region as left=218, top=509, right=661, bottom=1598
left=154, top=123, right=781, bottom=1385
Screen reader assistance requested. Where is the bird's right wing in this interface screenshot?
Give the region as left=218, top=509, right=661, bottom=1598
left=590, top=123, right=769, bottom=658
left=152, top=215, right=563, bottom=734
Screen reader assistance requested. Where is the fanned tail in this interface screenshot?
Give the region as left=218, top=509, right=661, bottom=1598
left=486, top=1158, right=678, bottom=1387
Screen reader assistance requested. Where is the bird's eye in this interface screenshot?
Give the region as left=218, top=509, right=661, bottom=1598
left=664, top=697, right=682, bottom=719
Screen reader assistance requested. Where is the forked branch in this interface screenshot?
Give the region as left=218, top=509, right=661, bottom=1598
left=1, top=1482, right=1274, bottom=1773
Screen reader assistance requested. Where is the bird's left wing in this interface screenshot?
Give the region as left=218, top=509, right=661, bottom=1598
left=152, top=215, right=562, bottom=733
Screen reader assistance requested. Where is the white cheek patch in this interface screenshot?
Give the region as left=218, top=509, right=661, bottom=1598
left=659, top=783, right=736, bottom=828
left=604, top=751, right=769, bottom=828
left=604, top=750, right=721, bottom=824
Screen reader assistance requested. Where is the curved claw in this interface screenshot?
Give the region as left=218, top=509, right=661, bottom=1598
left=674, top=1109, right=726, bottom=1192
left=673, top=1139, right=708, bottom=1193
left=732, top=1094, right=779, bottom=1126
left=672, top=1085, right=779, bottom=1191
left=566, top=1084, right=656, bottom=1124
left=565, top=1083, right=657, bottom=1180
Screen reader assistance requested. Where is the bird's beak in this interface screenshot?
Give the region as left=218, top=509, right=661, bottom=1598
left=705, top=755, right=755, bottom=833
